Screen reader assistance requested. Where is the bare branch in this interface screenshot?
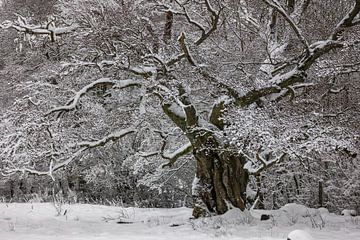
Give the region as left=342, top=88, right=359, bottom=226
left=138, top=128, right=191, bottom=166
left=142, top=54, right=169, bottom=74
left=163, top=10, right=174, bottom=43
left=154, top=84, right=188, bottom=131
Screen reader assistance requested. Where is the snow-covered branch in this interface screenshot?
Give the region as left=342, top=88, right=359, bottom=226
left=0, top=14, right=78, bottom=42
left=5, top=148, right=86, bottom=180
left=195, top=0, right=222, bottom=46
left=262, top=0, right=310, bottom=53
left=164, top=0, right=221, bottom=67
left=162, top=142, right=192, bottom=168
left=173, top=0, right=206, bottom=35
left=178, top=32, right=196, bottom=66
left=177, top=85, right=199, bottom=128
left=63, top=60, right=157, bottom=77
left=165, top=53, right=186, bottom=67
left=330, top=0, right=360, bottom=40
left=233, top=39, right=345, bottom=107
left=244, top=152, right=287, bottom=175
left=5, top=127, right=136, bottom=179
left=156, top=85, right=188, bottom=131
left=76, top=127, right=136, bottom=149
left=6, top=167, right=55, bottom=178
left=171, top=0, right=221, bottom=46
left=46, top=78, right=141, bottom=116
left=137, top=127, right=192, bottom=167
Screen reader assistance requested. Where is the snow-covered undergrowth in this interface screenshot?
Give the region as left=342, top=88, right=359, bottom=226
left=0, top=203, right=359, bottom=240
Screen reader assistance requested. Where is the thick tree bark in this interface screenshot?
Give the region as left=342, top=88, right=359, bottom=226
left=162, top=101, right=249, bottom=218
left=191, top=135, right=249, bottom=218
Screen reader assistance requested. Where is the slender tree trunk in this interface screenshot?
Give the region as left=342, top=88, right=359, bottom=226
left=256, top=175, right=265, bottom=209
left=318, top=180, right=324, bottom=207
left=163, top=10, right=173, bottom=43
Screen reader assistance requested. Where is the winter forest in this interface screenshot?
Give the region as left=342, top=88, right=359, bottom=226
left=0, top=0, right=359, bottom=239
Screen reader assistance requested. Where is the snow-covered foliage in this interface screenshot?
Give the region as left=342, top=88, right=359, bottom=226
left=226, top=101, right=359, bottom=210
left=1, top=0, right=359, bottom=216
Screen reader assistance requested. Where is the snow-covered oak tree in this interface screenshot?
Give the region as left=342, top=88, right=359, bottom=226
left=1, top=0, right=359, bottom=217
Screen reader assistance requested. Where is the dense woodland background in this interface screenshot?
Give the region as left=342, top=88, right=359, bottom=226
left=0, top=0, right=359, bottom=217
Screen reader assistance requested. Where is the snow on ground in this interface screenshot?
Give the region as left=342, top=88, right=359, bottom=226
left=0, top=203, right=359, bottom=240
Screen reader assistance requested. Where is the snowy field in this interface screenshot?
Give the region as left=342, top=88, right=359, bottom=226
left=0, top=203, right=359, bottom=240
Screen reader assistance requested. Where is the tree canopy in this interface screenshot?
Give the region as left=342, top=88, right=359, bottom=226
left=1, top=0, right=359, bottom=217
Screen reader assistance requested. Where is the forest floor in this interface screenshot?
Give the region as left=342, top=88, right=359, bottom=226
left=0, top=202, right=359, bottom=239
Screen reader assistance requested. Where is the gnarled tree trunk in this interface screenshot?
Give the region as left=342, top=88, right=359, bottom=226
left=162, top=87, right=250, bottom=218
left=190, top=133, right=249, bottom=218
